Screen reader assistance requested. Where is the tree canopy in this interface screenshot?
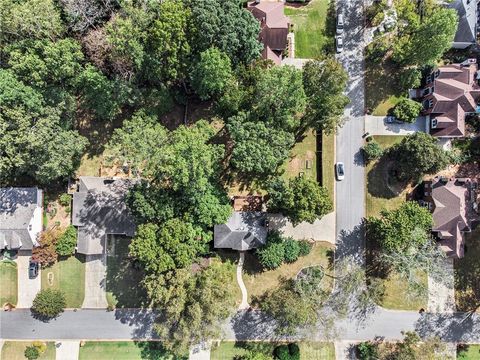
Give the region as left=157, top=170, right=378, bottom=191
left=392, top=98, right=422, bottom=123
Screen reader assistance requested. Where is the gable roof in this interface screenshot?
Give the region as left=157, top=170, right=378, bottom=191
left=72, top=177, right=136, bottom=255
left=0, top=187, right=42, bottom=250
left=214, top=211, right=268, bottom=251
left=448, top=0, right=477, bottom=46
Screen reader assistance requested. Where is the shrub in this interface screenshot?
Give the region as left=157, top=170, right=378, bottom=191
left=32, top=229, right=60, bottom=266
left=274, top=345, right=290, bottom=360
left=398, top=67, right=421, bottom=91
left=257, top=242, right=285, bottom=270
left=357, top=341, right=378, bottom=360
left=363, top=141, right=383, bottom=162
left=32, top=341, right=47, bottom=354
left=371, top=11, right=385, bottom=27
left=58, top=193, right=71, bottom=207
left=392, top=98, right=422, bottom=123
left=32, top=289, right=66, bottom=318
left=288, top=343, right=300, bottom=360
left=55, top=225, right=77, bottom=256
left=298, top=240, right=312, bottom=257
left=24, top=346, right=40, bottom=360
left=283, top=239, right=300, bottom=263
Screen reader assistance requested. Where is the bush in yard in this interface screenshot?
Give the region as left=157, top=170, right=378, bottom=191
left=32, top=229, right=60, bottom=266
left=398, top=67, right=421, bottom=91
left=274, top=343, right=300, bottom=360
left=24, top=346, right=39, bottom=360
left=55, top=225, right=77, bottom=256
left=362, top=141, right=383, bottom=162
left=298, top=240, right=312, bottom=257
left=58, top=193, right=71, bottom=207
left=392, top=98, right=422, bottom=123
left=32, top=341, right=47, bottom=354
left=32, top=289, right=66, bottom=318
left=257, top=241, right=285, bottom=270
left=241, top=351, right=274, bottom=360
left=283, top=238, right=300, bottom=263
left=357, top=341, right=378, bottom=360
left=288, top=343, right=300, bottom=360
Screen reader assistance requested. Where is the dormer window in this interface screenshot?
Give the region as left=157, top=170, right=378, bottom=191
left=423, top=99, right=433, bottom=109
left=423, top=87, right=434, bottom=96
left=428, top=99, right=433, bottom=108
left=431, top=118, right=438, bottom=128
left=28, top=224, right=32, bottom=231
left=434, top=69, right=440, bottom=78
left=426, top=74, right=432, bottom=83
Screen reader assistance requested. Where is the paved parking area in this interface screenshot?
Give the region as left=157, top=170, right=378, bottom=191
left=82, top=254, right=108, bottom=308
left=15, top=252, right=41, bottom=308
left=365, top=116, right=427, bottom=136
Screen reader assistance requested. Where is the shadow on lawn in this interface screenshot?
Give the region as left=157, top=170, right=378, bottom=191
left=367, top=154, right=408, bottom=200
left=365, top=58, right=402, bottom=114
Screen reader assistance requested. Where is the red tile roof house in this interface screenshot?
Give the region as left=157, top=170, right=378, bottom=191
left=247, top=0, right=291, bottom=65
left=420, top=177, right=479, bottom=258
left=411, top=60, right=480, bottom=138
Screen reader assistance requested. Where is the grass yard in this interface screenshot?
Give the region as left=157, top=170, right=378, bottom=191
left=283, top=129, right=317, bottom=180
left=285, top=0, right=334, bottom=58
left=211, top=341, right=335, bottom=360
left=322, top=132, right=335, bottom=202
left=243, top=242, right=334, bottom=303
left=41, top=255, right=86, bottom=308
left=457, top=344, right=480, bottom=359
left=106, top=236, right=148, bottom=308
left=0, top=260, right=18, bottom=306
left=76, top=154, right=102, bottom=177
left=78, top=341, right=181, bottom=360
left=455, top=227, right=480, bottom=313
left=365, top=59, right=403, bottom=116
left=365, top=135, right=427, bottom=310
left=366, top=135, right=406, bottom=218
left=1, top=341, right=55, bottom=360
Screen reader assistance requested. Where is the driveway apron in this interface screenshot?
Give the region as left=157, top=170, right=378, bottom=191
left=82, top=254, right=108, bottom=308
left=16, top=251, right=41, bottom=308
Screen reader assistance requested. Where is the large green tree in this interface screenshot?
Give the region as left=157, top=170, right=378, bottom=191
left=267, top=176, right=333, bottom=226
left=303, top=58, right=350, bottom=133
left=392, top=98, right=422, bottom=123
left=187, top=0, right=262, bottom=65
left=130, top=220, right=208, bottom=274
left=391, top=132, right=450, bottom=181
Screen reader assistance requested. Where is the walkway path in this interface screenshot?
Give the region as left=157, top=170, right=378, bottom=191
left=16, top=252, right=41, bottom=308
left=237, top=252, right=249, bottom=310
left=82, top=254, right=108, bottom=308
left=365, top=116, right=426, bottom=136
left=55, top=341, right=80, bottom=360
left=428, top=258, right=456, bottom=313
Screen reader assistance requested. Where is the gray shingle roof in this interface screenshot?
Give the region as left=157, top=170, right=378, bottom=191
left=72, top=177, right=136, bottom=255
left=449, top=0, right=477, bottom=45
left=214, top=212, right=267, bottom=251
left=0, top=187, right=42, bottom=250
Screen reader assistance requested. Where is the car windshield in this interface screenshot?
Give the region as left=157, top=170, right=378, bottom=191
left=338, top=164, right=344, bottom=175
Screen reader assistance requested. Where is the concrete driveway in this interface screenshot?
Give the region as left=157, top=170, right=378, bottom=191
left=15, top=251, right=41, bottom=308
left=82, top=254, right=108, bottom=308
left=55, top=341, right=79, bottom=360
left=428, top=258, right=456, bottom=313
left=365, top=115, right=427, bottom=135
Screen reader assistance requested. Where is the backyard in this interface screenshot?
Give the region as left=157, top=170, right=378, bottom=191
left=365, top=135, right=427, bottom=310
left=243, top=241, right=334, bottom=303
left=78, top=341, right=181, bottom=360
left=455, top=227, right=480, bottom=313
left=106, top=235, right=148, bottom=308
left=210, top=341, right=335, bottom=360
left=283, top=129, right=317, bottom=180
left=0, top=260, right=17, bottom=306
left=41, top=255, right=86, bottom=308
left=285, top=0, right=334, bottom=58
left=1, top=342, right=55, bottom=360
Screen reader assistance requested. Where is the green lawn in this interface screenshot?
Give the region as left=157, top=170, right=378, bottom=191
left=455, top=227, right=480, bottom=313
left=365, top=58, right=404, bottom=116
left=365, top=136, right=427, bottom=310
left=0, top=260, right=18, bottom=306
left=283, top=129, right=317, bottom=180
left=285, top=0, right=334, bottom=58
left=106, top=236, right=148, bottom=308
left=457, top=344, right=480, bottom=359
left=243, top=242, right=334, bottom=303
left=41, top=255, right=85, bottom=308
left=78, top=342, right=181, bottom=360
left=322, top=132, right=335, bottom=202
left=1, top=341, right=55, bottom=360
left=211, top=341, right=335, bottom=360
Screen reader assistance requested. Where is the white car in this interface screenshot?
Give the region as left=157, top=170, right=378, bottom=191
left=336, top=35, right=344, bottom=53
left=335, top=162, right=345, bottom=181
left=336, top=14, right=344, bottom=35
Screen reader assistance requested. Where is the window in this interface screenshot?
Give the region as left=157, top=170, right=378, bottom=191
left=423, top=87, right=434, bottom=96
left=28, top=224, right=32, bottom=231
left=426, top=75, right=432, bottom=83
left=428, top=99, right=433, bottom=108
left=431, top=118, right=438, bottom=128
left=434, top=69, right=440, bottom=78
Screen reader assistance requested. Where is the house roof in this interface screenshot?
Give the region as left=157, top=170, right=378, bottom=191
left=214, top=211, right=268, bottom=251
left=247, top=1, right=290, bottom=62
left=423, top=62, right=480, bottom=137
left=72, top=177, right=136, bottom=255
left=448, top=0, right=477, bottom=45
left=429, top=178, right=472, bottom=258
left=0, top=187, right=41, bottom=250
